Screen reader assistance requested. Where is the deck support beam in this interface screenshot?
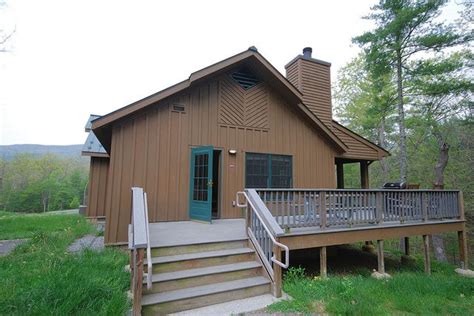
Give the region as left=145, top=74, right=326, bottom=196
left=320, top=246, right=327, bottom=278
left=377, top=240, right=385, bottom=274
left=273, top=243, right=282, bottom=298
left=423, top=235, right=431, bottom=275
left=458, top=230, right=469, bottom=269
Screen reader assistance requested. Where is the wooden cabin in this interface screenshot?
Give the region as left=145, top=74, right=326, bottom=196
left=84, top=47, right=468, bottom=314
left=86, top=47, right=388, bottom=244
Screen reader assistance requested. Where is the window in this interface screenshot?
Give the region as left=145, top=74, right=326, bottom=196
left=193, top=153, right=208, bottom=201
left=245, top=153, right=292, bottom=188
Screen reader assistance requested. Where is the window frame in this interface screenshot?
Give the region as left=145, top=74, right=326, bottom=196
left=245, top=152, right=293, bottom=189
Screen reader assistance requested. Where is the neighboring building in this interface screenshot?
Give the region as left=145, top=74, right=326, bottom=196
left=86, top=47, right=388, bottom=245
left=81, top=114, right=108, bottom=220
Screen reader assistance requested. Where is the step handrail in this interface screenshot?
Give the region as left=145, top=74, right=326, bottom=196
left=236, top=190, right=289, bottom=269
left=129, top=187, right=152, bottom=316
left=143, top=193, right=152, bottom=289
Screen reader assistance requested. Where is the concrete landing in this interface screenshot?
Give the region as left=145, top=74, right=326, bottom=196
left=149, top=219, right=246, bottom=248
left=170, top=292, right=291, bottom=316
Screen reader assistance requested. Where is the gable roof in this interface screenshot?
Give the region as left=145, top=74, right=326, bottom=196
left=332, top=120, right=390, bottom=161
left=82, top=114, right=108, bottom=158
left=91, top=47, right=347, bottom=153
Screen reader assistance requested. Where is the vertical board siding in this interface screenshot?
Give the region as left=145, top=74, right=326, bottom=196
left=86, top=157, right=109, bottom=218
left=104, top=72, right=337, bottom=244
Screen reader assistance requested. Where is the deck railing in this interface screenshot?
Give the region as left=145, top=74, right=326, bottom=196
left=129, top=187, right=152, bottom=316
left=236, top=189, right=289, bottom=296
left=256, top=189, right=463, bottom=231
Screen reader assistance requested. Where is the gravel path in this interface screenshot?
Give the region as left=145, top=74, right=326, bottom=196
left=0, top=239, right=28, bottom=256
left=68, top=235, right=104, bottom=253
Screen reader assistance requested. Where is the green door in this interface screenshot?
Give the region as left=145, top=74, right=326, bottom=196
left=189, top=146, right=213, bottom=222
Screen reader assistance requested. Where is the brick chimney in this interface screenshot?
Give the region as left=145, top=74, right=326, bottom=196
left=285, top=47, right=333, bottom=127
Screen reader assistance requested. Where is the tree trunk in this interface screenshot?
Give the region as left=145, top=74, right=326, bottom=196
left=434, top=141, right=449, bottom=188
left=396, top=49, right=407, bottom=184
left=432, top=134, right=450, bottom=262
left=395, top=48, right=409, bottom=252
left=378, top=118, right=389, bottom=183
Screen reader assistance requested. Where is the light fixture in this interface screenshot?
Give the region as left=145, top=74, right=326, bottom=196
left=228, top=149, right=237, bottom=155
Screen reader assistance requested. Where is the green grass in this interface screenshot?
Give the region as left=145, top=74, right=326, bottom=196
left=0, top=211, right=90, bottom=240
left=269, top=262, right=474, bottom=315
left=0, top=212, right=130, bottom=315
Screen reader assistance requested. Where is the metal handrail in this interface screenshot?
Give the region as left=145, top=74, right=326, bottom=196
left=236, top=191, right=289, bottom=269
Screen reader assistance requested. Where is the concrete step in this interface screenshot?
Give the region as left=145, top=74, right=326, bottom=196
left=141, top=276, right=271, bottom=315
left=143, top=261, right=262, bottom=294
left=147, top=247, right=255, bottom=273
left=150, top=239, right=248, bottom=257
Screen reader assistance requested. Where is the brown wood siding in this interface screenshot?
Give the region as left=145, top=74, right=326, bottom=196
left=285, top=60, right=300, bottom=90
left=332, top=123, right=382, bottom=160
left=285, top=58, right=333, bottom=127
left=299, top=59, right=333, bottom=127
left=103, top=73, right=337, bottom=244
left=86, top=157, right=109, bottom=218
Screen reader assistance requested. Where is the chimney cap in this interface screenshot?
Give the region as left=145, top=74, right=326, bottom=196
left=303, top=47, right=312, bottom=58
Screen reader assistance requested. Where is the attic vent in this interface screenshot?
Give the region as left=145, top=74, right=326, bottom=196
left=172, top=104, right=185, bottom=112
left=231, top=69, right=260, bottom=90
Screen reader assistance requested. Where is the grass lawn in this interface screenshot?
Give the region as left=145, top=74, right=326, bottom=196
left=0, top=210, right=88, bottom=240
left=269, top=252, right=474, bottom=315
left=0, top=212, right=130, bottom=315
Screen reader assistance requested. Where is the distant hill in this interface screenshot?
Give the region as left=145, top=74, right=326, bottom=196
left=0, top=144, right=83, bottom=160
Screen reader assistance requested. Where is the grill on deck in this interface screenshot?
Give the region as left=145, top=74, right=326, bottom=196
left=382, top=182, right=407, bottom=189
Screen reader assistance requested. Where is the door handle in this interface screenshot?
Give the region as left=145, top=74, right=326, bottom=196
left=207, top=180, right=213, bottom=187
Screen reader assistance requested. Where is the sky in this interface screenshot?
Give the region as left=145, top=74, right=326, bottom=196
left=0, top=0, right=464, bottom=145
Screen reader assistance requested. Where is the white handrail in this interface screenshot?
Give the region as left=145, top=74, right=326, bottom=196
left=236, top=191, right=289, bottom=269
left=143, top=193, right=152, bottom=290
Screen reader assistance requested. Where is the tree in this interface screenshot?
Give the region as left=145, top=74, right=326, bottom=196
left=0, top=154, right=89, bottom=213
left=334, top=54, right=397, bottom=183
left=406, top=50, right=473, bottom=261
left=353, top=0, right=472, bottom=183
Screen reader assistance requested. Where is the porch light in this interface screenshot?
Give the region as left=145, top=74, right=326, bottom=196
left=228, top=149, right=237, bottom=155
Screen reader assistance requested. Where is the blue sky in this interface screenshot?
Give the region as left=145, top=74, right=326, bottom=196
left=0, top=0, right=464, bottom=145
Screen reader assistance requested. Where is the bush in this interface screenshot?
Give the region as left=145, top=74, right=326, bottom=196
left=69, top=197, right=80, bottom=209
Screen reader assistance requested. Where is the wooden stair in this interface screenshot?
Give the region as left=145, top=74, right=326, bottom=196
left=140, top=238, right=271, bottom=315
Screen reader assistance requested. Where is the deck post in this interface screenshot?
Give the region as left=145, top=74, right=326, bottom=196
left=458, top=230, right=469, bottom=269
left=319, top=191, right=327, bottom=229
left=458, top=191, right=465, bottom=221
left=422, top=192, right=428, bottom=221
left=273, top=242, right=282, bottom=298
left=132, top=248, right=144, bottom=316
left=336, top=161, right=344, bottom=189
left=423, top=235, right=431, bottom=275
left=377, top=240, right=385, bottom=274
left=404, top=237, right=410, bottom=256
left=360, top=161, right=369, bottom=189
left=320, top=246, right=327, bottom=278
left=376, top=192, right=383, bottom=224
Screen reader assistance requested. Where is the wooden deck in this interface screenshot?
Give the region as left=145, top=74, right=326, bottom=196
left=147, top=218, right=464, bottom=250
